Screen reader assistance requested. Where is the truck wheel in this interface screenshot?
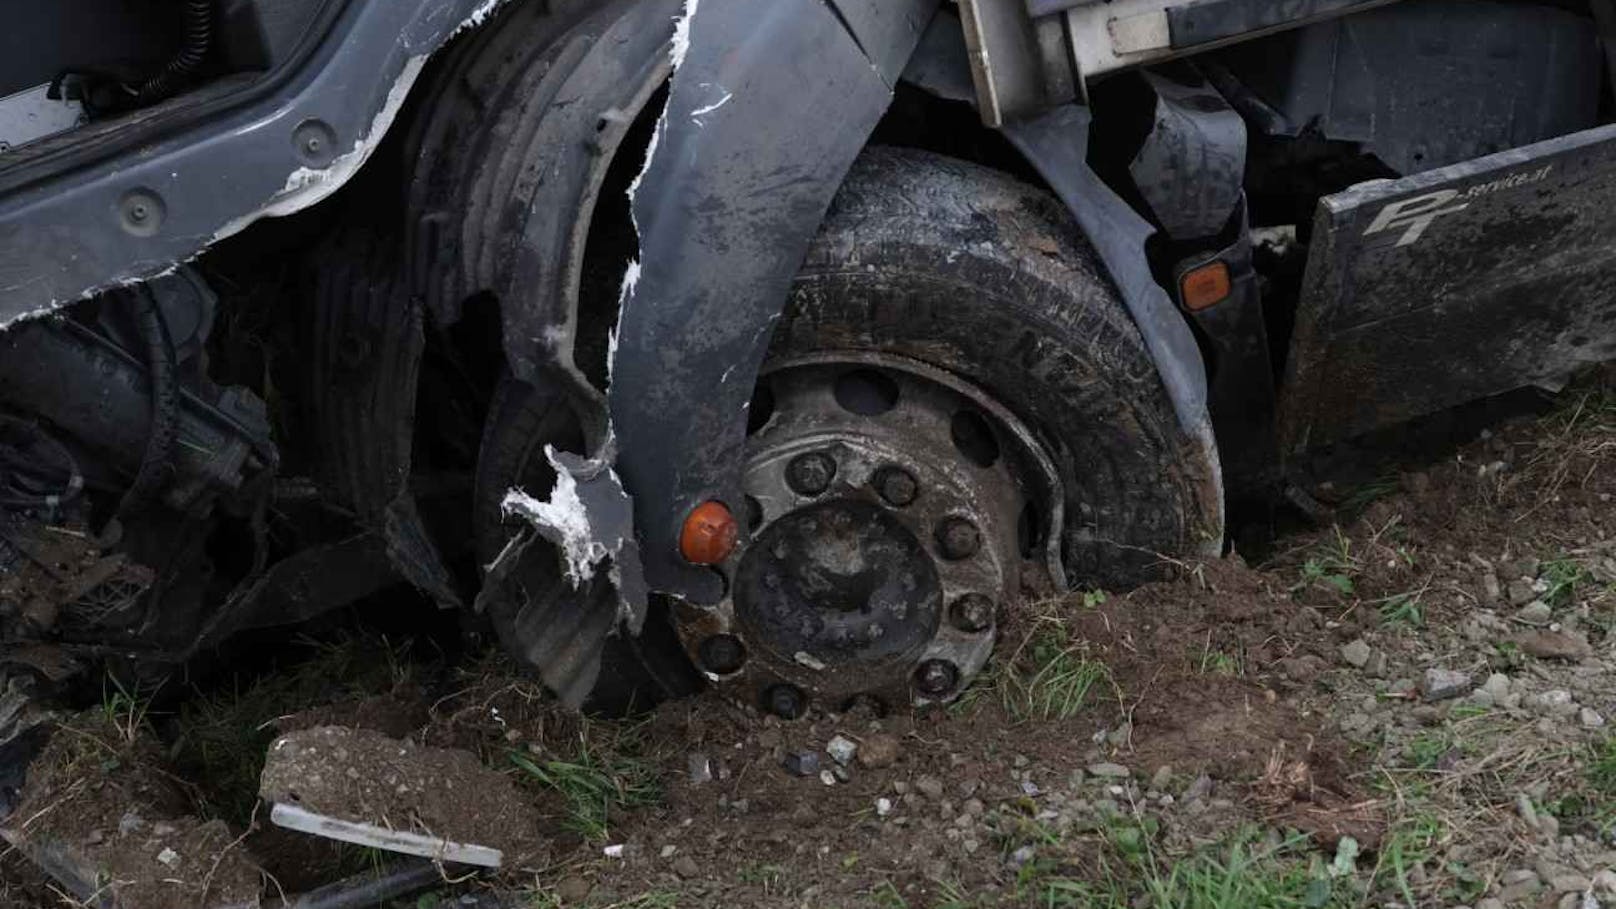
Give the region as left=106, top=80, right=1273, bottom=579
left=667, top=146, right=1220, bottom=713
left=477, top=146, right=1219, bottom=712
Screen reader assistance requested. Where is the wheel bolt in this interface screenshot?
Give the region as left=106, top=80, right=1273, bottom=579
left=874, top=466, right=918, bottom=506
left=764, top=683, right=807, bottom=720
left=698, top=634, right=746, bottom=675
left=935, top=517, right=981, bottom=560
left=786, top=452, right=836, bottom=496
left=914, top=660, right=959, bottom=697
left=950, top=593, right=995, bottom=632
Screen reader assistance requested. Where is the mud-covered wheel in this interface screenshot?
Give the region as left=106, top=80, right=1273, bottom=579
left=669, top=147, right=1220, bottom=714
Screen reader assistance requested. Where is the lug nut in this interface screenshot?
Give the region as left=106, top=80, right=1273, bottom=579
left=950, top=593, right=995, bottom=632
left=764, top=683, right=807, bottom=720
left=914, top=660, right=959, bottom=697
left=786, top=452, right=836, bottom=496
left=874, top=466, right=918, bottom=506
left=698, top=634, right=747, bottom=675
left=935, top=516, right=981, bottom=561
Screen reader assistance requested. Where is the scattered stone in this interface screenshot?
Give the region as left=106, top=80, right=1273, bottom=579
left=1551, top=873, right=1593, bottom=893
left=783, top=751, right=820, bottom=777
left=1363, top=650, right=1390, bottom=677
left=555, top=876, right=592, bottom=903
left=857, top=733, right=901, bottom=769
left=1087, top=762, right=1130, bottom=779
left=155, top=847, right=179, bottom=867
left=1516, top=601, right=1554, bottom=625
left=1528, top=689, right=1578, bottom=717
left=875, top=798, right=893, bottom=817
left=1581, top=708, right=1606, bottom=729
left=1007, top=845, right=1036, bottom=869
left=826, top=735, right=857, bottom=766
left=671, top=855, right=701, bottom=879
left=1341, top=639, right=1372, bottom=668
left=687, top=752, right=712, bottom=784
left=1420, top=668, right=1473, bottom=701
left=1513, top=631, right=1595, bottom=661
left=1483, top=673, right=1513, bottom=700
left=819, top=769, right=836, bottom=786
left=1279, top=654, right=1329, bottom=682
left=1508, top=579, right=1538, bottom=606
left=1184, top=774, right=1214, bottom=801
left=914, top=776, right=945, bottom=800
left=1150, top=766, right=1174, bottom=791
left=1483, top=572, right=1503, bottom=603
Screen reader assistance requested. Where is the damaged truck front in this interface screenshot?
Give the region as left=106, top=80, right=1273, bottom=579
left=6, top=0, right=1616, bottom=899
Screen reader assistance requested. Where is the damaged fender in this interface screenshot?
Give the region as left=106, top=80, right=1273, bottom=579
left=608, top=0, right=941, bottom=601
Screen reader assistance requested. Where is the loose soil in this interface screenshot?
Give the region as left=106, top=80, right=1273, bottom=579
left=4, top=371, right=1616, bottom=908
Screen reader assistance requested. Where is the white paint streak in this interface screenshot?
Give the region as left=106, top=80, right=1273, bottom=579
left=452, top=0, right=507, bottom=38
left=214, top=55, right=429, bottom=242
left=690, top=91, right=732, bottom=120
left=500, top=446, right=610, bottom=587
left=669, top=0, right=701, bottom=69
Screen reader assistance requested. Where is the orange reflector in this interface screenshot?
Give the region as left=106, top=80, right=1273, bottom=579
left=680, top=500, right=739, bottom=565
left=1180, top=261, right=1232, bottom=311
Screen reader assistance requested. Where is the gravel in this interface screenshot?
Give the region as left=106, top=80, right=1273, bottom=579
left=1420, top=668, right=1474, bottom=701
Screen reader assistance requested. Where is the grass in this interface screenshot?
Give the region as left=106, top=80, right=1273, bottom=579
left=508, top=719, right=660, bottom=842
left=1375, top=592, right=1424, bottom=629
left=998, top=616, right=1111, bottom=722
left=1293, top=528, right=1360, bottom=597
left=170, top=634, right=416, bottom=824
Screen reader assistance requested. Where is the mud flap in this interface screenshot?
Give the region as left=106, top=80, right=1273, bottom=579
left=1279, top=123, right=1616, bottom=452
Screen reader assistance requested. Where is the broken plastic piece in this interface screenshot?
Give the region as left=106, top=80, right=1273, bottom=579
left=270, top=802, right=503, bottom=868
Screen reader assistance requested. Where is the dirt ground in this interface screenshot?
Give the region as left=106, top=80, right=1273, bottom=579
left=4, top=371, right=1616, bottom=908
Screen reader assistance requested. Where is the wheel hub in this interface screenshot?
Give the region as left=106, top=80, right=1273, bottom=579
left=671, top=353, right=1064, bottom=714
left=735, top=499, right=942, bottom=665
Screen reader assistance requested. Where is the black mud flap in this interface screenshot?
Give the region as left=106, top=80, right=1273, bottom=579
left=1279, top=123, right=1616, bottom=453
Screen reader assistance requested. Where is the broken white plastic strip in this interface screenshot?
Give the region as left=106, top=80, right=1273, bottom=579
left=269, top=802, right=503, bottom=869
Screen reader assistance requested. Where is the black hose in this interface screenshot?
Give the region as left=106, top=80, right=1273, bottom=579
left=116, top=289, right=181, bottom=517
left=134, top=0, right=214, bottom=105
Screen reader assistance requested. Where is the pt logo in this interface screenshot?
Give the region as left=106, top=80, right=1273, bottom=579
left=1363, top=190, right=1469, bottom=248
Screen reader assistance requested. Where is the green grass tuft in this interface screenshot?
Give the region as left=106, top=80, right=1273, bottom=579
left=509, top=720, right=660, bottom=842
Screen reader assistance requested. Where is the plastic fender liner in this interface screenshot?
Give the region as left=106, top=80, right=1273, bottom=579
left=1002, top=106, right=1224, bottom=550
left=607, top=0, right=940, bottom=601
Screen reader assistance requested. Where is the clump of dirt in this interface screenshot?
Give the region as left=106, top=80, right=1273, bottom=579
left=2, top=715, right=260, bottom=909
left=259, top=725, right=548, bottom=868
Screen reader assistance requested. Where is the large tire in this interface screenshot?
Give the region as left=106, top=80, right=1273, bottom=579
left=777, top=147, right=1218, bottom=587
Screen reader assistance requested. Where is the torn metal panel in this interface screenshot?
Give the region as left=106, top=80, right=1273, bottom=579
left=1279, top=123, right=1616, bottom=452
left=0, top=0, right=509, bottom=328
left=607, top=0, right=938, bottom=601
left=1129, top=72, right=1246, bottom=241
left=1002, top=105, right=1224, bottom=549
left=476, top=447, right=648, bottom=707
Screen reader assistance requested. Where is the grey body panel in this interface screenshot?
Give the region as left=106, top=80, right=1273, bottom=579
left=1130, top=72, right=1247, bottom=241
left=607, top=0, right=937, bottom=601
left=1280, top=123, right=1616, bottom=452
left=0, top=0, right=501, bottom=327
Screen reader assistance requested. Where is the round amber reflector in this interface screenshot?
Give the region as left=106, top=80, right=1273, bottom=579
left=680, top=500, right=739, bottom=565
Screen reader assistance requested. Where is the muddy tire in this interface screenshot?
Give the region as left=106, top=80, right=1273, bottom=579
left=778, top=147, right=1219, bottom=587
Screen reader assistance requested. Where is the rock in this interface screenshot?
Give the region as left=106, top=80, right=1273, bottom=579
left=819, top=769, right=837, bottom=786
left=857, top=733, right=901, bottom=769
left=782, top=751, right=820, bottom=776
left=1595, top=870, right=1616, bottom=895
left=1516, top=601, right=1554, bottom=625
left=687, top=752, right=712, bottom=784
left=1466, top=689, right=1496, bottom=709
left=875, top=797, right=893, bottom=817
left=1483, top=673, right=1513, bottom=700
left=1184, top=774, right=1214, bottom=801
left=1420, top=668, right=1473, bottom=701
left=1528, top=689, right=1578, bottom=717
left=1341, top=639, right=1372, bottom=668
left=1087, top=762, right=1130, bottom=779
left=671, top=855, right=701, bottom=879
left=1483, top=572, right=1503, bottom=603
left=155, top=847, right=179, bottom=867
left=1513, top=631, right=1594, bottom=661
left=1581, top=708, right=1606, bottom=728
left=1279, top=655, right=1329, bottom=683
left=1477, top=900, right=1505, bottom=909
left=1363, top=650, right=1390, bottom=677
left=555, top=876, right=592, bottom=903
left=1150, top=766, right=1174, bottom=791
left=914, top=776, right=945, bottom=800
left=1517, top=794, right=1540, bottom=829
left=1551, top=873, right=1593, bottom=893
left=1508, top=579, right=1538, bottom=606
left=1008, top=845, right=1036, bottom=869
left=826, top=735, right=857, bottom=766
